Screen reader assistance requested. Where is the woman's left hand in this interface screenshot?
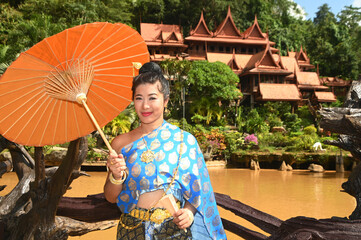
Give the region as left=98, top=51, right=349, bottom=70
left=173, top=208, right=194, bottom=229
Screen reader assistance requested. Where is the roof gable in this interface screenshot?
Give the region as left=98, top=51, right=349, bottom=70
left=228, top=49, right=241, bottom=71
left=297, top=46, right=308, bottom=62
left=165, top=32, right=179, bottom=42
left=189, top=11, right=213, bottom=37
left=242, top=15, right=266, bottom=40
left=245, top=44, right=280, bottom=70
left=213, top=6, right=242, bottom=38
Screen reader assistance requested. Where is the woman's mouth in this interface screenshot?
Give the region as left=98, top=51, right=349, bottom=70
left=142, top=112, right=152, bottom=117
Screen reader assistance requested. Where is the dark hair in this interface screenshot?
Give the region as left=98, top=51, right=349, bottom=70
left=132, top=62, right=170, bottom=100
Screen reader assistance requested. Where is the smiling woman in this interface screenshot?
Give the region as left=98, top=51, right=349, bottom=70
left=103, top=62, right=227, bottom=240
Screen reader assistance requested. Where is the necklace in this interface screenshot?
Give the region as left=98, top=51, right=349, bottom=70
left=140, top=124, right=162, bottom=163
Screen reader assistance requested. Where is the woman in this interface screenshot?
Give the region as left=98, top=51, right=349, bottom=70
left=104, top=62, right=226, bottom=240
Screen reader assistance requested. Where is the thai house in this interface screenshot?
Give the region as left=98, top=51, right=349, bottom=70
left=320, top=77, right=352, bottom=97
left=140, top=23, right=188, bottom=62
left=140, top=6, right=338, bottom=107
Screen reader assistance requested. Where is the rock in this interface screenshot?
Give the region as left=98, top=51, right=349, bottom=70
left=271, top=126, right=286, bottom=133
left=286, top=164, right=293, bottom=171
left=250, top=159, right=260, bottom=170
left=279, top=161, right=293, bottom=171
left=279, top=161, right=287, bottom=171
left=45, top=147, right=68, bottom=165
left=308, top=163, right=325, bottom=173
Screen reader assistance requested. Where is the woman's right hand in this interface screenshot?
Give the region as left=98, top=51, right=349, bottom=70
left=107, top=150, right=127, bottom=180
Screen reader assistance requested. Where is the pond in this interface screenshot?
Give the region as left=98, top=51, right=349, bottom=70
left=1, top=168, right=355, bottom=239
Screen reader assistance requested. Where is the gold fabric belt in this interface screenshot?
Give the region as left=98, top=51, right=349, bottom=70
left=127, top=202, right=181, bottom=225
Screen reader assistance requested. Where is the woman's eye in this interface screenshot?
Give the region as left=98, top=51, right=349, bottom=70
left=135, top=97, right=142, bottom=101
left=149, top=97, right=157, bottom=100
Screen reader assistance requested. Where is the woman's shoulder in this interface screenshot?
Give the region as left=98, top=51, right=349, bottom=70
left=111, top=129, right=140, bottom=153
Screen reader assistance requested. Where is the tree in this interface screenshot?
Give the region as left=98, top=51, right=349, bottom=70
left=187, top=61, right=240, bottom=101
left=186, top=61, right=240, bottom=125
left=159, top=59, right=192, bottom=119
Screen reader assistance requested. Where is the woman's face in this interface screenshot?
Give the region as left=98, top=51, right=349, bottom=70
left=134, top=82, right=168, bottom=126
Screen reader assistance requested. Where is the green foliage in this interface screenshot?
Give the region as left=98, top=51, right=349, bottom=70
left=159, top=59, right=192, bottom=120
left=103, top=104, right=138, bottom=138
left=259, top=132, right=288, bottom=148
left=283, top=112, right=302, bottom=132
left=303, top=125, right=317, bottom=135
left=224, top=131, right=244, bottom=154
left=243, top=108, right=270, bottom=134
left=186, top=61, right=240, bottom=125
left=306, top=4, right=361, bottom=79
left=296, top=106, right=314, bottom=128
left=188, top=61, right=240, bottom=101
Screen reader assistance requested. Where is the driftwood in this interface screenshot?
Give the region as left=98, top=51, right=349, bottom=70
left=0, top=136, right=117, bottom=239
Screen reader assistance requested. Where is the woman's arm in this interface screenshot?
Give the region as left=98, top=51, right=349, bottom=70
left=103, top=136, right=128, bottom=203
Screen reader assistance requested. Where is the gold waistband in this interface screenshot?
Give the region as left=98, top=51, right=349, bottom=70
left=127, top=202, right=181, bottom=225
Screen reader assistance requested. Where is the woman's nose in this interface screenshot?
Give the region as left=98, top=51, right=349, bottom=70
left=143, top=100, right=150, bottom=109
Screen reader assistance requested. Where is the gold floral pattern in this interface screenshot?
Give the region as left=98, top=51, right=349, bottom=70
left=131, top=163, right=141, bottom=178
left=145, top=163, right=156, bottom=176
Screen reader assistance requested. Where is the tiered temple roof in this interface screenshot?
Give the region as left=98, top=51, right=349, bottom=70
left=186, top=7, right=274, bottom=45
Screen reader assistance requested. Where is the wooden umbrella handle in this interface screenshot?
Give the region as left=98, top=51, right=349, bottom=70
left=80, top=99, right=114, bottom=153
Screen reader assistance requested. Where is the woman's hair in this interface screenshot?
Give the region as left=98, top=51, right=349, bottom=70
left=132, top=62, right=170, bottom=100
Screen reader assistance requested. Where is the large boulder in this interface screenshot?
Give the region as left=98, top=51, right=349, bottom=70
left=45, top=147, right=68, bottom=165
left=308, top=163, right=325, bottom=173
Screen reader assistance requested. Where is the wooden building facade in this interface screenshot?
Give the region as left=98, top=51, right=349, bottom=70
left=140, top=6, right=340, bottom=106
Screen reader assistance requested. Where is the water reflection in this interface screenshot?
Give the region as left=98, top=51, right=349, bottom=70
left=0, top=169, right=355, bottom=240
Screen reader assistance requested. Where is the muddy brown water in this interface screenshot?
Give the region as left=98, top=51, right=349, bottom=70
left=1, top=168, right=355, bottom=240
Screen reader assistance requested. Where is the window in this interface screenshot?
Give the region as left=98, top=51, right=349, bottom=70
left=219, top=46, right=224, bottom=52
left=226, top=47, right=230, bottom=53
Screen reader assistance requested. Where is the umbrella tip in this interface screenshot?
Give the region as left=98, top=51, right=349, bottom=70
left=76, top=93, right=87, bottom=104
left=132, top=62, right=142, bottom=70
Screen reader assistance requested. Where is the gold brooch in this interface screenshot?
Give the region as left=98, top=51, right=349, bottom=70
left=140, top=149, right=155, bottom=163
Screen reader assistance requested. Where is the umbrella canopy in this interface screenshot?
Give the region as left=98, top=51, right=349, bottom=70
left=0, top=22, right=149, bottom=147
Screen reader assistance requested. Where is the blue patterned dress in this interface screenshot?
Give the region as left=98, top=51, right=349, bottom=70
left=116, top=120, right=227, bottom=239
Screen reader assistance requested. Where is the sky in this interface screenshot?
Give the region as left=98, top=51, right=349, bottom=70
left=292, top=0, right=361, bottom=20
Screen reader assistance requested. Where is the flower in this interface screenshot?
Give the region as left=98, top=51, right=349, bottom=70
left=244, top=134, right=258, bottom=145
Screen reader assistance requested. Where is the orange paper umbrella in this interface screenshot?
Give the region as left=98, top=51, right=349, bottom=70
left=0, top=22, right=149, bottom=149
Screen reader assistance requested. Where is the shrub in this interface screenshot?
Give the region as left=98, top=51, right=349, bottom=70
left=303, top=125, right=317, bottom=135
left=244, top=134, right=258, bottom=145
left=283, top=112, right=302, bottom=132
left=224, top=131, right=244, bottom=154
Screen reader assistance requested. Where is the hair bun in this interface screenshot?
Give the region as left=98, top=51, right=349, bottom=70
left=139, top=62, right=163, bottom=75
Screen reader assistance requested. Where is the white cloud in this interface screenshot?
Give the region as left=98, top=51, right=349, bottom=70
left=288, top=0, right=307, bottom=20
left=353, top=0, right=361, bottom=8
